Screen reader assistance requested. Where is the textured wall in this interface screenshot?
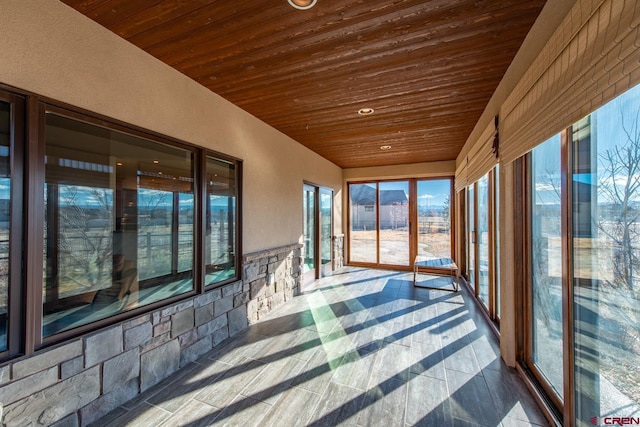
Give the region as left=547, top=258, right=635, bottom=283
left=0, top=0, right=343, bottom=253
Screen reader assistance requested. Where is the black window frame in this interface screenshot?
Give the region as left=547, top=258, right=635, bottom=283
left=202, top=153, right=242, bottom=289
left=0, top=89, right=25, bottom=360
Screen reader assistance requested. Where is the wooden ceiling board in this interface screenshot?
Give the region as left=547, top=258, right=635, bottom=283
left=61, top=0, right=547, bottom=168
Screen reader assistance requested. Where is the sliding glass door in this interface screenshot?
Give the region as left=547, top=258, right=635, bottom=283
left=349, top=182, right=378, bottom=264
left=348, top=179, right=452, bottom=271
left=524, top=84, right=640, bottom=424
left=464, top=170, right=499, bottom=320
left=477, top=175, right=490, bottom=306
left=529, top=134, right=564, bottom=403
left=379, top=181, right=409, bottom=266
left=417, top=179, right=452, bottom=263
left=467, top=185, right=476, bottom=290
left=320, top=189, right=333, bottom=276
left=303, top=185, right=317, bottom=284
left=303, top=184, right=333, bottom=284
left=571, top=97, right=640, bottom=423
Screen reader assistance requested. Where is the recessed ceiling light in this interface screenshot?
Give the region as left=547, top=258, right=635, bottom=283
left=358, top=108, right=375, bottom=116
left=288, top=0, right=317, bottom=10
left=153, top=160, right=159, bottom=164
left=380, top=145, right=392, bottom=150
left=116, top=162, right=123, bottom=166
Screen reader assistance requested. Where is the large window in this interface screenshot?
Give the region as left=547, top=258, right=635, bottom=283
left=303, top=185, right=316, bottom=278
left=43, top=113, right=196, bottom=336
left=320, top=189, right=332, bottom=273
left=529, top=134, right=563, bottom=401
left=417, top=179, right=452, bottom=262
left=205, top=157, right=237, bottom=285
left=464, top=170, right=499, bottom=321
left=467, top=185, right=476, bottom=289
left=379, top=181, right=409, bottom=266
left=0, top=93, right=22, bottom=356
left=525, top=84, right=640, bottom=424
left=571, top=89, right=640, bottom=422
left=0, top=101, right=10, bottom=352
left=348, top=179, right=453, bottom=271
left=0, top=91, right=242, bottom=358
left=477, top=174, right=490, bottom=306
left=303, top=184, right=334, bottom=284
left=349, top=182, right=378, bottom=264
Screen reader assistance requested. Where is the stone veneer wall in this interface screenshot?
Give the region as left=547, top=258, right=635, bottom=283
left=244, top=243, right=302, bottom=324
left=0, top=244, right=302, bottom=426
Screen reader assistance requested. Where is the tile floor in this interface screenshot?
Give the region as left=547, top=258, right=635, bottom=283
left=92, top=267, right=548, bottom=426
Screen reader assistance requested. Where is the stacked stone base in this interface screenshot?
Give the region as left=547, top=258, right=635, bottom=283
left=0, top=244, right=302, bottom=426
left=243, top=244, right=302, bottom=324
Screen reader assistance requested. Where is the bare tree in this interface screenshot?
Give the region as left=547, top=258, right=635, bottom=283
left=57, top=187, right=113, bottom=294
left=533, top=146, right=563, bottom=330
left=597, top=104, right=640, bottom=295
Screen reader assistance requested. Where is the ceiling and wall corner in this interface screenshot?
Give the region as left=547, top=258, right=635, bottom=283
left=0, top=0, right=574, bottom=252
left=0, top=0, right=343, bottom=253
left=456, top=0, right=576, bottom=169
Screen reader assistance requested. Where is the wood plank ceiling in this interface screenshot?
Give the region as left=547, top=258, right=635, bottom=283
left=61, top=0, right=546, bottom=169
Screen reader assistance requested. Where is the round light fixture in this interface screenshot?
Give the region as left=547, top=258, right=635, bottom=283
left=358, top=107, right=375, bottom=116
left=380, top=145, right=392, bottom=150
left=287, top=0, right=317, bottom=10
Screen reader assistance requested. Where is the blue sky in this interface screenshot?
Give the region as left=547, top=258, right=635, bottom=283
left=417, top=179, right=451, bottom=208
left=371, top=179, right=451, bottom=208
left=533, top=83, right=640, bottom=204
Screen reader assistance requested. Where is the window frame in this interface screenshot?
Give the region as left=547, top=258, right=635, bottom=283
left=463, top=168, right=500, bottom=326
left=202, top=152, right=242, bottom=290
left=38, top=104, right=201, bottom=346
left=0, top=89, right=243, bottom=355
left=347, top=177, right=455, bottom=274
left=414, top=178, right=456, bottom=276
left=0, top=89, right=25, bottom=360
left=521, top=133, right=568, bottom=416
left=302, top=182, right=334, bottom=284
left=519, top=113, right=640, bottom=425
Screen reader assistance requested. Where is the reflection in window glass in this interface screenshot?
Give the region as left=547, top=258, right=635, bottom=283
left=46, top=185, right=114, bottom=299
left=320, top=190, right=332, bottom=267
left=530, top=133, right=564, bottom=399
left=477, top=174, right=490, bottom=306
left=350, top=183, right=378, bottom=263
left=495, top=166, right=501, bottom=318
left=138, top=189, right=173, bottom=280
left=178, top=193, right=194, bottom=273
left=0, top=101, right=11, bottom=351
left=379, top=181, right=409, bottom=266
left=205, top=157, right=237, bottom=285
left=417, top=179, right=452, bottom=262
left=572, top=85, right=640, bottom=421
left=467, top=185, right=475, bottom=288
left=303, top=186, right=316, bottom=276
left=43, top=113, right=194, bottom=337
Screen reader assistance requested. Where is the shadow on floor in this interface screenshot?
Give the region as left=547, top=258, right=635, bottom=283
left=92, top=267, right=548, bottom=427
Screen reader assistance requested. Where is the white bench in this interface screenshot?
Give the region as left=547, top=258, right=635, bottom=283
left=413, top=256, right=459, bottom=292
